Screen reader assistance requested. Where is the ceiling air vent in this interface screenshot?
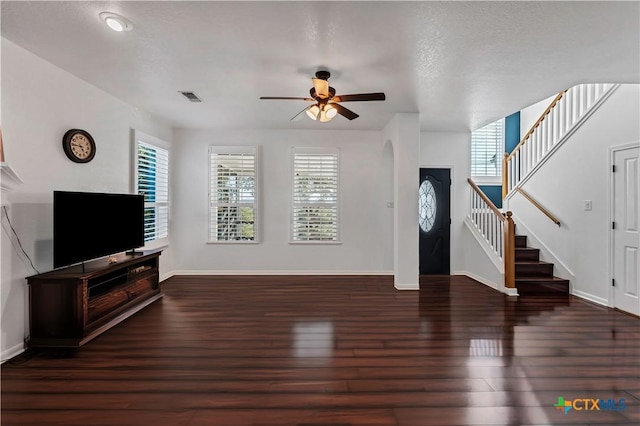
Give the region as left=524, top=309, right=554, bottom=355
left=179, top=91, right=203, bottom=103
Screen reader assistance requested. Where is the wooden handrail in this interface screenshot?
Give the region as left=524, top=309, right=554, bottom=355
left=467, top=178, right=505, bottom=221
left=515, top=187, right=561, bottom=226
left=505, top=90, right=567, bottom=162
left=502, top=89, right=567, bottom=199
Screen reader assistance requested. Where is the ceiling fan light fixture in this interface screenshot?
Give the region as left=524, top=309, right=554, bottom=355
left=319, top=107, right=334, bottom=122
left=306, top=105, right=320, bottom=120
left=259, top=70, right=385, bottom=122
left=99, top=12, right=133, bottom=32
left=324, top=104, right=338, bottom=119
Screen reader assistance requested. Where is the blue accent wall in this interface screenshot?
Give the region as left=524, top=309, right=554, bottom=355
left=505, top=112, right=520, bottom=154
left=479, top=185, right=502, bottom=208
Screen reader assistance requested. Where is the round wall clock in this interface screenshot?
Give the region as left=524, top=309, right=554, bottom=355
left=62, top=129, right=96, bottom=163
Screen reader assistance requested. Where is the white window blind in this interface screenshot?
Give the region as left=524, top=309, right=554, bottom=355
left=209, top=147, right=257, bottom=242
left=471, top=119, right=504, bottom=177
left=136, top=141, right=169, bottom=243
left=292, top=149, right=339, bottom=242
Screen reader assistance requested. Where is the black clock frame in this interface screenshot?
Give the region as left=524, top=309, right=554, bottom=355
left=62, top=129, right=96, bottom=163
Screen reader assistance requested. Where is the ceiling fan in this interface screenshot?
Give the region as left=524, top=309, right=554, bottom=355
left=260, top=70, right=386, bottom=122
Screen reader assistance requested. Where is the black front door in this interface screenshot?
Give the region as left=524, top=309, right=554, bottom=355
left=419, top=168, right=451, bottom=275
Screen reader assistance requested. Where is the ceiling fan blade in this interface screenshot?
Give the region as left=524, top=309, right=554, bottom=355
left=291, top=105, right=311, bottom=121
left=332, top=103, right=359, bottom=120
left=312, top=78, right=330, bottom=99
left=332, top=93, right=386, bottom=102
left=260, top=96, right=314, bottom=101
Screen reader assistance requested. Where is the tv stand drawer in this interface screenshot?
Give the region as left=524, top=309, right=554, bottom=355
left=88, top=272, right=156, bottom=323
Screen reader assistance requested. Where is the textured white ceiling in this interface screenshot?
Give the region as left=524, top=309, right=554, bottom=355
left=2, top=1, right=639, bottom=132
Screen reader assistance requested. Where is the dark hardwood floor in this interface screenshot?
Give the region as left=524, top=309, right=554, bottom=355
left=2, top=275, right=639, bottom=425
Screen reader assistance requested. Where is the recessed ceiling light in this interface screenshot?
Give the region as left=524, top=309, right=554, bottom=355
left=99, top=12, right=133, bottom=32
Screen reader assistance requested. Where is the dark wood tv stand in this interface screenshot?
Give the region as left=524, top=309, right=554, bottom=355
left=26, top=250, right=163, bottom=348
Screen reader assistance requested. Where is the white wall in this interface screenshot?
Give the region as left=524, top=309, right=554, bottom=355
left=171, top=128, right=393, bottom=273
left=506, top=84, right=640, bottom=304
left=461, top=220, right=505, bottom=291
left=380, top=141, right=394, bottom=273
left=385, top=114, right=420, bottom=289
left=419, top=131, right=471, bottom=275
left=0, top=39, right=172, bottom=360
left=520, top=94, right=556, bottom=139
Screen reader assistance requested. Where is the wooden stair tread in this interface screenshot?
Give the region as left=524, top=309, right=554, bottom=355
left=515, top=260, right=553, bottom=265
left=515, top=276, right=569, bottom=282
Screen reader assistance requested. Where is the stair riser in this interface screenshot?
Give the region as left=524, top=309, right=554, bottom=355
left=515, top=249, right=540, bottom=262
left=513, top=232, right=569, bottom=295
left=515, top=235, right=528, bottom=248
left=516, top=280, right=570, bottom=296
left=516, top=263, right=555, bottom=277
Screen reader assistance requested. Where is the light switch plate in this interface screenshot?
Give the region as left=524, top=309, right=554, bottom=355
left=584, top=200, right=592, bottom=211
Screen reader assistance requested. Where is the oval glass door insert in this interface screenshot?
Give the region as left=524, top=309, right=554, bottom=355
left=419, top=179, right=436, bottom=232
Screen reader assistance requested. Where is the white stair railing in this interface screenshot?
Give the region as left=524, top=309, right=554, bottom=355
left=503, top=83, right=617, bottom=198
left=468, top=179, right=515, bottom=288
left=469, top=181, right=505, bottom=260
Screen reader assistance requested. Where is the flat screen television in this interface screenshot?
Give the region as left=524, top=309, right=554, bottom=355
left=53, top=191, right=145, bottom=268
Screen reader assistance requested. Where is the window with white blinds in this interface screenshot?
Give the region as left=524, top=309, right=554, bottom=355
left=209, top=147, right=257, bottom=242
left=471, top=119, right=504, bottom=177
left=292, top=149, right=339, bottom=242
left=136, top=140, right=169, bottom=243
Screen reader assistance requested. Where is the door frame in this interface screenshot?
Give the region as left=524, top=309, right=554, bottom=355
left=608, top=142, right=640, bottom=309
left=419, top=164, right=454, bottom=275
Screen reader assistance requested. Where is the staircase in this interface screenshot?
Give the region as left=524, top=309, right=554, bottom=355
left=514, top=234, right=569, bottom=295
left=468, top=84, right=618, bottom=296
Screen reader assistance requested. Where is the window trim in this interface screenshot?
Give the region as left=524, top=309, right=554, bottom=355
left=208, top=145, right=260, bottom=244
left=471, top=118, right=505, bottom=182
left=132, top=130, right=170, bottom=250
left=289, top=147, right=341, bottom=244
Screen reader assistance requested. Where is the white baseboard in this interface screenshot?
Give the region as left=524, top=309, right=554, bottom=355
left=456, top=270, right=498, bottom=290
left=394, top=282, right=419, bottom=290
left=1, top=342, right=25, bottom=363
left=455, top=271, right=518, bottom=296
left=169, top=270, right=394, bottom=276
left=160, top=271, right=175, bottom=282
left=572, top=289, right=608, bottom=307
left=503, top=287, right=519, bottom=296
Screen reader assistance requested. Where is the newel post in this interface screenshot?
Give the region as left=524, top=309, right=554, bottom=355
left=504, top=211, right=516, bottom=289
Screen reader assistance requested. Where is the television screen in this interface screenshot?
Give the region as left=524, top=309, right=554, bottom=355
left=53, top=191, right=145, bottom=268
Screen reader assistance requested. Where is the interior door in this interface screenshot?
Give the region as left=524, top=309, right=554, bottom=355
left=613, top=146, right=640, bottom=315
left=419, top=168, right=451, bottom=275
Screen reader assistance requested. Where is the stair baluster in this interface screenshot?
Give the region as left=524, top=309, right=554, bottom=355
left=503, top=83, right=617, bottom=199
left=468, top=179, right=515, bottom=289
